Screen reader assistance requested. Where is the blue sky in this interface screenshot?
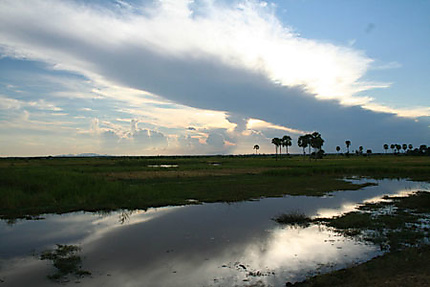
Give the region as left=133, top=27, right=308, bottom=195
left=0, top=0, right=429, bottom=156
left=275, top=0, right=430, bottom=108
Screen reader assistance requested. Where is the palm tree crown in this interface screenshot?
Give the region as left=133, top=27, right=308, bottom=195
left=345, top=140, right=351, bottom=153
left=311, top=132, right=324, bottom=152
left=271, top=138, right=281, bottom=160
left=253, top=144, right=260, bottom=155
left=298, top=135, right=310, bottom=156
left=281, top=135, right=292, bottom=156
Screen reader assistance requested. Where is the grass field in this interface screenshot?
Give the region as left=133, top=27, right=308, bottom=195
left=1, top=154, right=429, bottom=286
left=1, top=155, right=429, bottom=219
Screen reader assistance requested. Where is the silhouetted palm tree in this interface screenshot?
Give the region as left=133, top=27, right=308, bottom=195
left=311, top=132, right=323, bottom=151
left=383, top=144, right=389, bottom=154
left=310, top=132, right=324, bottom=159
left=281, top=135, right=292, bottom=156
left=402, top=144, right=407, bottom=153
left=345, top=140, right=351, bottom=154
left=336, top=146, right=341, bottom=154
left=408, top=144, right=413, bottom=151
left=390, top=144, right=395, bottom=154
left=272, top=138, right=281, bottom=160
left=419, top=144, right=428, bottom=154
left=298, top=135, right=310, bottom=159
left=396, top=144, right=401, bottom=154
left=253, top=144, right=260, bottom=155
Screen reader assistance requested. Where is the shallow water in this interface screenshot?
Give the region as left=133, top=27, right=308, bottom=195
left=0, top=179, right=428, bottom=286
left=147, top=164, right=179, bottom=168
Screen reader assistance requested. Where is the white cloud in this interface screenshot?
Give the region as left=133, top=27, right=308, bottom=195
left=363, top=103, right=430, bottom=118
left=0, top=0, right=372, bottom=103
left=28, top=99, right=63, bottom=111
left=0, top=95, right=21, bottom=109
left=246, top=118, right=306, bottom=135
left=87, top=117, right=170, bottom=154
left=371, top=61, right=402, bottom=70
left=0, top=95, right=63, bottom=113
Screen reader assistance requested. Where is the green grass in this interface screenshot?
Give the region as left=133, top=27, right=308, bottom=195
left=1, top=155, right=429, bottom=219
left=320, top=191, right=430, bottom=250
left=273, top=211, right=312, bottom=227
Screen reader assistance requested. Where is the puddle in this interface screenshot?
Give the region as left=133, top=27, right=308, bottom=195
left=209, top=162, right=222, bottom=166
left=0, top=179, right=428, bottom=286
left=147, top=164, right=179, bottom=168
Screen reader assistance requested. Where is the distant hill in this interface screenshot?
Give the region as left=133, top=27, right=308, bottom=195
left=56, top=153, right=110, bottom=157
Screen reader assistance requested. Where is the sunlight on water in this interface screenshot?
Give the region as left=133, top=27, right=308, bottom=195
left=1, top=179, right=428, bottom=286
left=147, top=164, right=179, bottom=168
left=315, top=202, right=360, bottom=218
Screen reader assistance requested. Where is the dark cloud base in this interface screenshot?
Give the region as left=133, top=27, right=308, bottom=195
left=89, top=46, right=429, bottom=151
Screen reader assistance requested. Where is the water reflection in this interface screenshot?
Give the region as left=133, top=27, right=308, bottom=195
left=147, top=164, right=179, bottom=168
left=0, top=179, right=428, bottom=286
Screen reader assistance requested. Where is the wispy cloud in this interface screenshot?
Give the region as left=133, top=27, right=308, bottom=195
left=0, top=95, right=21, bottom=110
left=0, top=95, right=62, bottom=112
left=370, top=61, right=402, bottom=70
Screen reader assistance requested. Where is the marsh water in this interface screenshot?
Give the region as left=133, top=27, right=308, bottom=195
left=1, top=179, right=429, bottom=286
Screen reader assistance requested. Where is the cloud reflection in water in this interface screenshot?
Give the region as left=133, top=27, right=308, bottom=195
left=1, top=179, right=429, bottom=286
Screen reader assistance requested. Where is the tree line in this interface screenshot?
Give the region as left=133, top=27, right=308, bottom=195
left=252, top=134, right=430, bottom=158
left=269, top=132, right=325, bottom=160
left=383, top=143, right=430, bottom=156
left=337, top=141, right=430, bottom=156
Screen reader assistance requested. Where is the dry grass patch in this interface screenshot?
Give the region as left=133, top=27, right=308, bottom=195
left=102, top=167, right=270, bottom=180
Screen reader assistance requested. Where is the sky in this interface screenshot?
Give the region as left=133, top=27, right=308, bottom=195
left=0, top=0, right=429, bottom=157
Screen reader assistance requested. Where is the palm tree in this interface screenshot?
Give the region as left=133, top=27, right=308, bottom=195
left=396, top=144, right=401, bottom=154
left=253, top=144, right=260, bottom=155
left=408, top=144, right=413, bottom=151
left=271, top=138, right=281, bottom=160
left=358, top=146, right=364, bottom=155
left=310, top=132, right=323, bottom=151
left=383, top=144, right=389, bottom=154
left=281, top=135, right=292, bottom=156
left=298, top=135, right=310, bottom=159
left=306, top=134, right=313, bottom=156
left=345, top=140, right=351, bottom=154
left=279, top=139, right=283, bottom=156
left=336, top=146, right=341, bottom=155
left=390, top=144, right=395, bottom=154
left=310, top=132, right=324, bottom=159
left=402, top=144, right=407, bottom=153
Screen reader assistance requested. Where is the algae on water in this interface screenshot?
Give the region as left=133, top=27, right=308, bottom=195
left=40, top=244, right=91, bottom=281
